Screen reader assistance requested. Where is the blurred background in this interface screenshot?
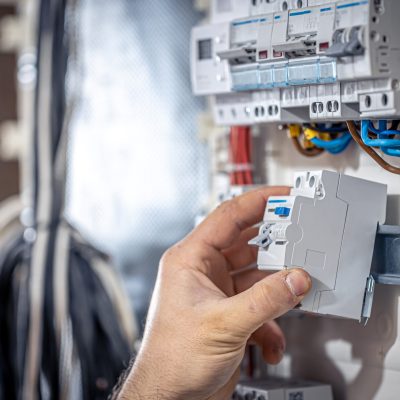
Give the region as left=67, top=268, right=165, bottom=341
left=0, top=0, right=210, bottom=336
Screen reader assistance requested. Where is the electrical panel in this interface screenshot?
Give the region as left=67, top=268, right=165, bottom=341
left=190, top=1, right=400, bottom=397
left=191, top=0, right=400, bottom=126
left=249, top=170, right=387, bottom=321
left=233, top=378, right=333, bottom=400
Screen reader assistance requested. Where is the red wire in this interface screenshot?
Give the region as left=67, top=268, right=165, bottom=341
left=236, top=127, right=243, bottom=185
left=229, top=127, right=239, bottom=185
left=229, top=128, right=235, bottom=185
left=242, top=128, right=251, bottom=185
left=242, top=128, right=249, bottom=184
left=240, top=127, right=253, bottom=185
left=246, top=128, right=253, bottom=185
left=236, top=127, right=244, bottom=185
left=229, top=126, right=254, bottom=186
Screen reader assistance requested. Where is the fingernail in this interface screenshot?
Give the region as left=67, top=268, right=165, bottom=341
left=271, top=345, right=285, bottom=364
left=286, top=270, right=311, bottom=297
left=275, top=345, right=285, bottom=357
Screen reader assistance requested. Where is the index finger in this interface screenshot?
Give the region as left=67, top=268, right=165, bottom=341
left=189, top=186, right=290, bottom=251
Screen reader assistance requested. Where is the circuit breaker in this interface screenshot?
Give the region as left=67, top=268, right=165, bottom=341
left=249, top=170, right=387, bottom=321
left=234, top=378, right=333, bottom=400
left=191, top=0, right=400, bottom=126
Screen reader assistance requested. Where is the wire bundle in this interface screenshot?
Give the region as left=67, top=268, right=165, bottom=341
left=0, top=0, right=137, bottom=399
left=346, top=121, right=400, bottom=175
left=289, top=124, right=352, bottom=156
left=229, top=126, right=254, bottom=185
left=360, top=120, right=400, bottom=157
left=288, top=124, right=324, bottom=157
left=303, top=124, right=352, bottom=154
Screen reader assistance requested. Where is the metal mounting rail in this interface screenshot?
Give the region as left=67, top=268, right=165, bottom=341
left=371, top=225, right=400, bottom=285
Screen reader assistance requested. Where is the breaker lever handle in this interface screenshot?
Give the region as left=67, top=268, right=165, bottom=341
left=248, top=223, right=273, bottom=249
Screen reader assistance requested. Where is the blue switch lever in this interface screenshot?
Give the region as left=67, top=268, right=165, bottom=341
left=275, top=207, right=291, bottom=217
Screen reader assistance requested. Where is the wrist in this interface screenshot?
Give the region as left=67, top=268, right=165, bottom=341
left=117, top=355, right=184, bottom=400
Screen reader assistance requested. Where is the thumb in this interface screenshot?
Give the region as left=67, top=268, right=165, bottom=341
left=223, top=269, right=311, bottom=337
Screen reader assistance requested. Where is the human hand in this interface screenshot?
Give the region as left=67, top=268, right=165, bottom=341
left=118, top=187, right=312, bottom=400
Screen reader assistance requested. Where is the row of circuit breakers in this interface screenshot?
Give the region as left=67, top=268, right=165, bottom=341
left=191, top=0, right=400, bottom=125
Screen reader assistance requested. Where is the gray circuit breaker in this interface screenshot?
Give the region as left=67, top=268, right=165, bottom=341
left=249, top=170, right=387, bottom=321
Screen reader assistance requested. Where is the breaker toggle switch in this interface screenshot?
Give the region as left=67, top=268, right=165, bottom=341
left=249, top=222, right=289, bottom=251
left=326, top=26, right=365, bottom=58
left=274, top=207, right=291, bottom=217
left=248, top=223, right=273, bottom=249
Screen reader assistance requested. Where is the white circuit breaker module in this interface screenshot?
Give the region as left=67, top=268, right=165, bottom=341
left=249, top=170, right=387, bottom=321
left=191, top=0, right=400, bottom=125
left=234, top=378, right=333, bottom=400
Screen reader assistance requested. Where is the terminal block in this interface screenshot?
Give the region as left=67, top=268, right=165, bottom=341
left=249, top=170, right=387, bottom=321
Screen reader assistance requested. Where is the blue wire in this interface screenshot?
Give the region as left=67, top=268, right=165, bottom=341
left=361, top=121, right=400, bottom=147
left=312, top=123, right=349, bottom=133
left=311, top=133, right=352, bottom=153
left=377, top=120, right=400, bottom=156
left=360, top=120, right=400, bottom=157
left=367, top=120, right=397, bottom=136
left=378, top=120, right=387, bottom=132
left=328, top=143, right=351, bottom=154
left=382, top=147, right=400, bottom=157
left=327, top=136, right=352, bottom=154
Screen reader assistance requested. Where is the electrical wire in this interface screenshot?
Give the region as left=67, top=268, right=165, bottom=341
left=0, top=0, right=138, bottom=399
left=310, top=135, right=352, bottom=153
left=303, top=123, right=349, bottom=134
left=346, top=120, right=400, bottom=175
left=244, top=127, right=253, bottom=185
left=360, top=120, right=400, bottom=158
left=287, top=124, right=325, bottom=157
left=303, top=125, right=352, bottom=155
left=229, top=126, right=254, bottom=186
left=361, top=121, right=400, bottom=148
left=290, top=136, right=325, bottom=157
left=290, top=122, right=352, bottom=156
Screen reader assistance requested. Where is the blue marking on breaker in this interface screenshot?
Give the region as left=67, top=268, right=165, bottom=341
left=233, top=19, right=261, bottom=26
left=337, top=1, right=368, bottom=10
left=290, top=10, right=312, bottom=16
left=269, top=200, right=287, bottom=204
